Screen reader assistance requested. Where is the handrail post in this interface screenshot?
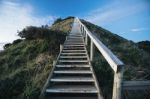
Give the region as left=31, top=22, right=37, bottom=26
left=112, top=66, right=124, bottom=99
left=83, top=28, right=85, bottom=36
left=80, top=25, right=82, bottom=33
left=85, top=33, right=88, bottom=45
left=60, top=44, right=63, bottom=52
left=82, top=26, right=83, bottom=33
left=90, top=40, right=94, bottom=61
left=53, top=60, right=56, bottom=66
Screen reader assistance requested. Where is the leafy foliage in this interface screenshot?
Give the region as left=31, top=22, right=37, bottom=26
left=137, top=40, right=150, bottom=53
left=12, top=39, right=23, bottom=45
left=4, top=43, right=12, bottom=49
left=53, top=18, right=62, bottom=25
left=18, top=26, right=66, bottom=41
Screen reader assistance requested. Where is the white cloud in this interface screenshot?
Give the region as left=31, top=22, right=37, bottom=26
left=0, top=0, right=56, bottom=43
left=84, top=0, right=149, bottom=26
left=131, top=27, right=149, bottom=32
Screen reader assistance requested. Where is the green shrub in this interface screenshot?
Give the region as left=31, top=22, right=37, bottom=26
left=0, top=70, right=27, bottom=98
left=137, top=40, right=150, bottom=53
left=53, top=18, right=62, bottom=25
left=4, top=43, right=12, bottom=49
left=13, top=39, right=23, bottom=45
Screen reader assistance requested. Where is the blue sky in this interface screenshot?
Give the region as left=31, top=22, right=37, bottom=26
left=0, top=0, right=150, bottom=47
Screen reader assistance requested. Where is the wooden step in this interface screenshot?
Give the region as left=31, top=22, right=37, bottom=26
left=68, top=36, right=82, bottom=38
left=69, top=34, right=82, bottom=35
left=66, top=39, right=83, bottom=40
left=65, top=42, right=84, bottom=43
left=64, top=43, right=84, bottom=45
left=54, top=70, right=92, bottom=74
left=61, top=53, right=86, bottom=55
left=64, top=45, right=84, bottom=47
left=63, top=46, right=85, bottom=48
left=59, top=56, right=87, bottom=58
left=46, top=96, right=97, bottom=99
left=56, top=65, right=90, bottom=68
left=58, top=60, right=88, bottom=63
left=65, top=40, right=83, bottom=42
left=50, top=76, right=94, bottom=82
left=63, top=48, right=85, bottom=50
left=46, top=85, right=98, bottom=93
left=63, top=49, right=86, bottom=52
left=67, top=36, right=83, bottom=39
left=66, top=39, right=83, bottom=41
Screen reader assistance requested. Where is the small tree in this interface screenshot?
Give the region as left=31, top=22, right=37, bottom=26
left=12, top=39, right=23, bottom=45
left=18, top=26, right=36, bottom=39
left=53, top=18, right=62, bottom=25
left=4, top=43, right=12, bottom=49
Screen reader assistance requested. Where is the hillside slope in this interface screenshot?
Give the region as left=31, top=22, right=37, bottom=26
left=0, top=17, right=73, bottom=99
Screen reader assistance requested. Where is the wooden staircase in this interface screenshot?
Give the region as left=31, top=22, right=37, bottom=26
left=40, top=17, right=150, bottom=99
left=41, top=21, right=102, bottom=99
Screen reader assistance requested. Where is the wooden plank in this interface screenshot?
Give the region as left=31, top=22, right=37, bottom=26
left=46, top=85, right=98, bottom=93
left=56, top=65, right=90, bottom=68
left=50, top=76, right=94, bottom=82
left=61, top=53, right=86, bottom=55
left=58, top=60, right=88, bottom=62
left=90, top=41, right=94, bottom=61
left=62, top=50, right=86, bottom=52
left=59, top=56, right=87, bottom=58
left=123, top=80, right=150, bottom=90
left=54, top=70, right=92, bottom=74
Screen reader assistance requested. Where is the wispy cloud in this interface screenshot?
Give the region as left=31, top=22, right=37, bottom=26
left=0, top=0, right=56, bottom=43
left=131, top=27, right=149, bottom=32
left=84, top=0, right=149, bottom=25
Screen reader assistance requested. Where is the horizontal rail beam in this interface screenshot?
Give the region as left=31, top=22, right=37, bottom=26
left=123, top=80, right=150, bottom=90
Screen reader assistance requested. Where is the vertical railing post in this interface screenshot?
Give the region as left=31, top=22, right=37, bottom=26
left=82, top=26, right=84, bottom=34
left=85, top=33, right=88, bottom=46
left=53, top=60, right=56, bottom=66
left=80, top=24, right=82, bottom=33
left=83, top=28, right=86, bottom=37
left=60, top=44, right=63, bottom=53
left=83, top=27, right=84, bottom=35
left=90, top=40, right=94, bottom=61
left=112, top=67, right=124, bottom=99
left=81, top=25, right=82, bottom=31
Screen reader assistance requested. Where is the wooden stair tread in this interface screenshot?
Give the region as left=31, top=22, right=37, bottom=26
left=50, top=76, right=94, bottom=82
left=46, top=85, right=98, bottom=93
left=54, top=70, right=92, bottom=74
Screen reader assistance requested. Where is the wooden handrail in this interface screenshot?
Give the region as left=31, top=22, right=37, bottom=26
left=75, top=17, right=124, bottom=99
left=75, top=17, right=124, bottom=72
